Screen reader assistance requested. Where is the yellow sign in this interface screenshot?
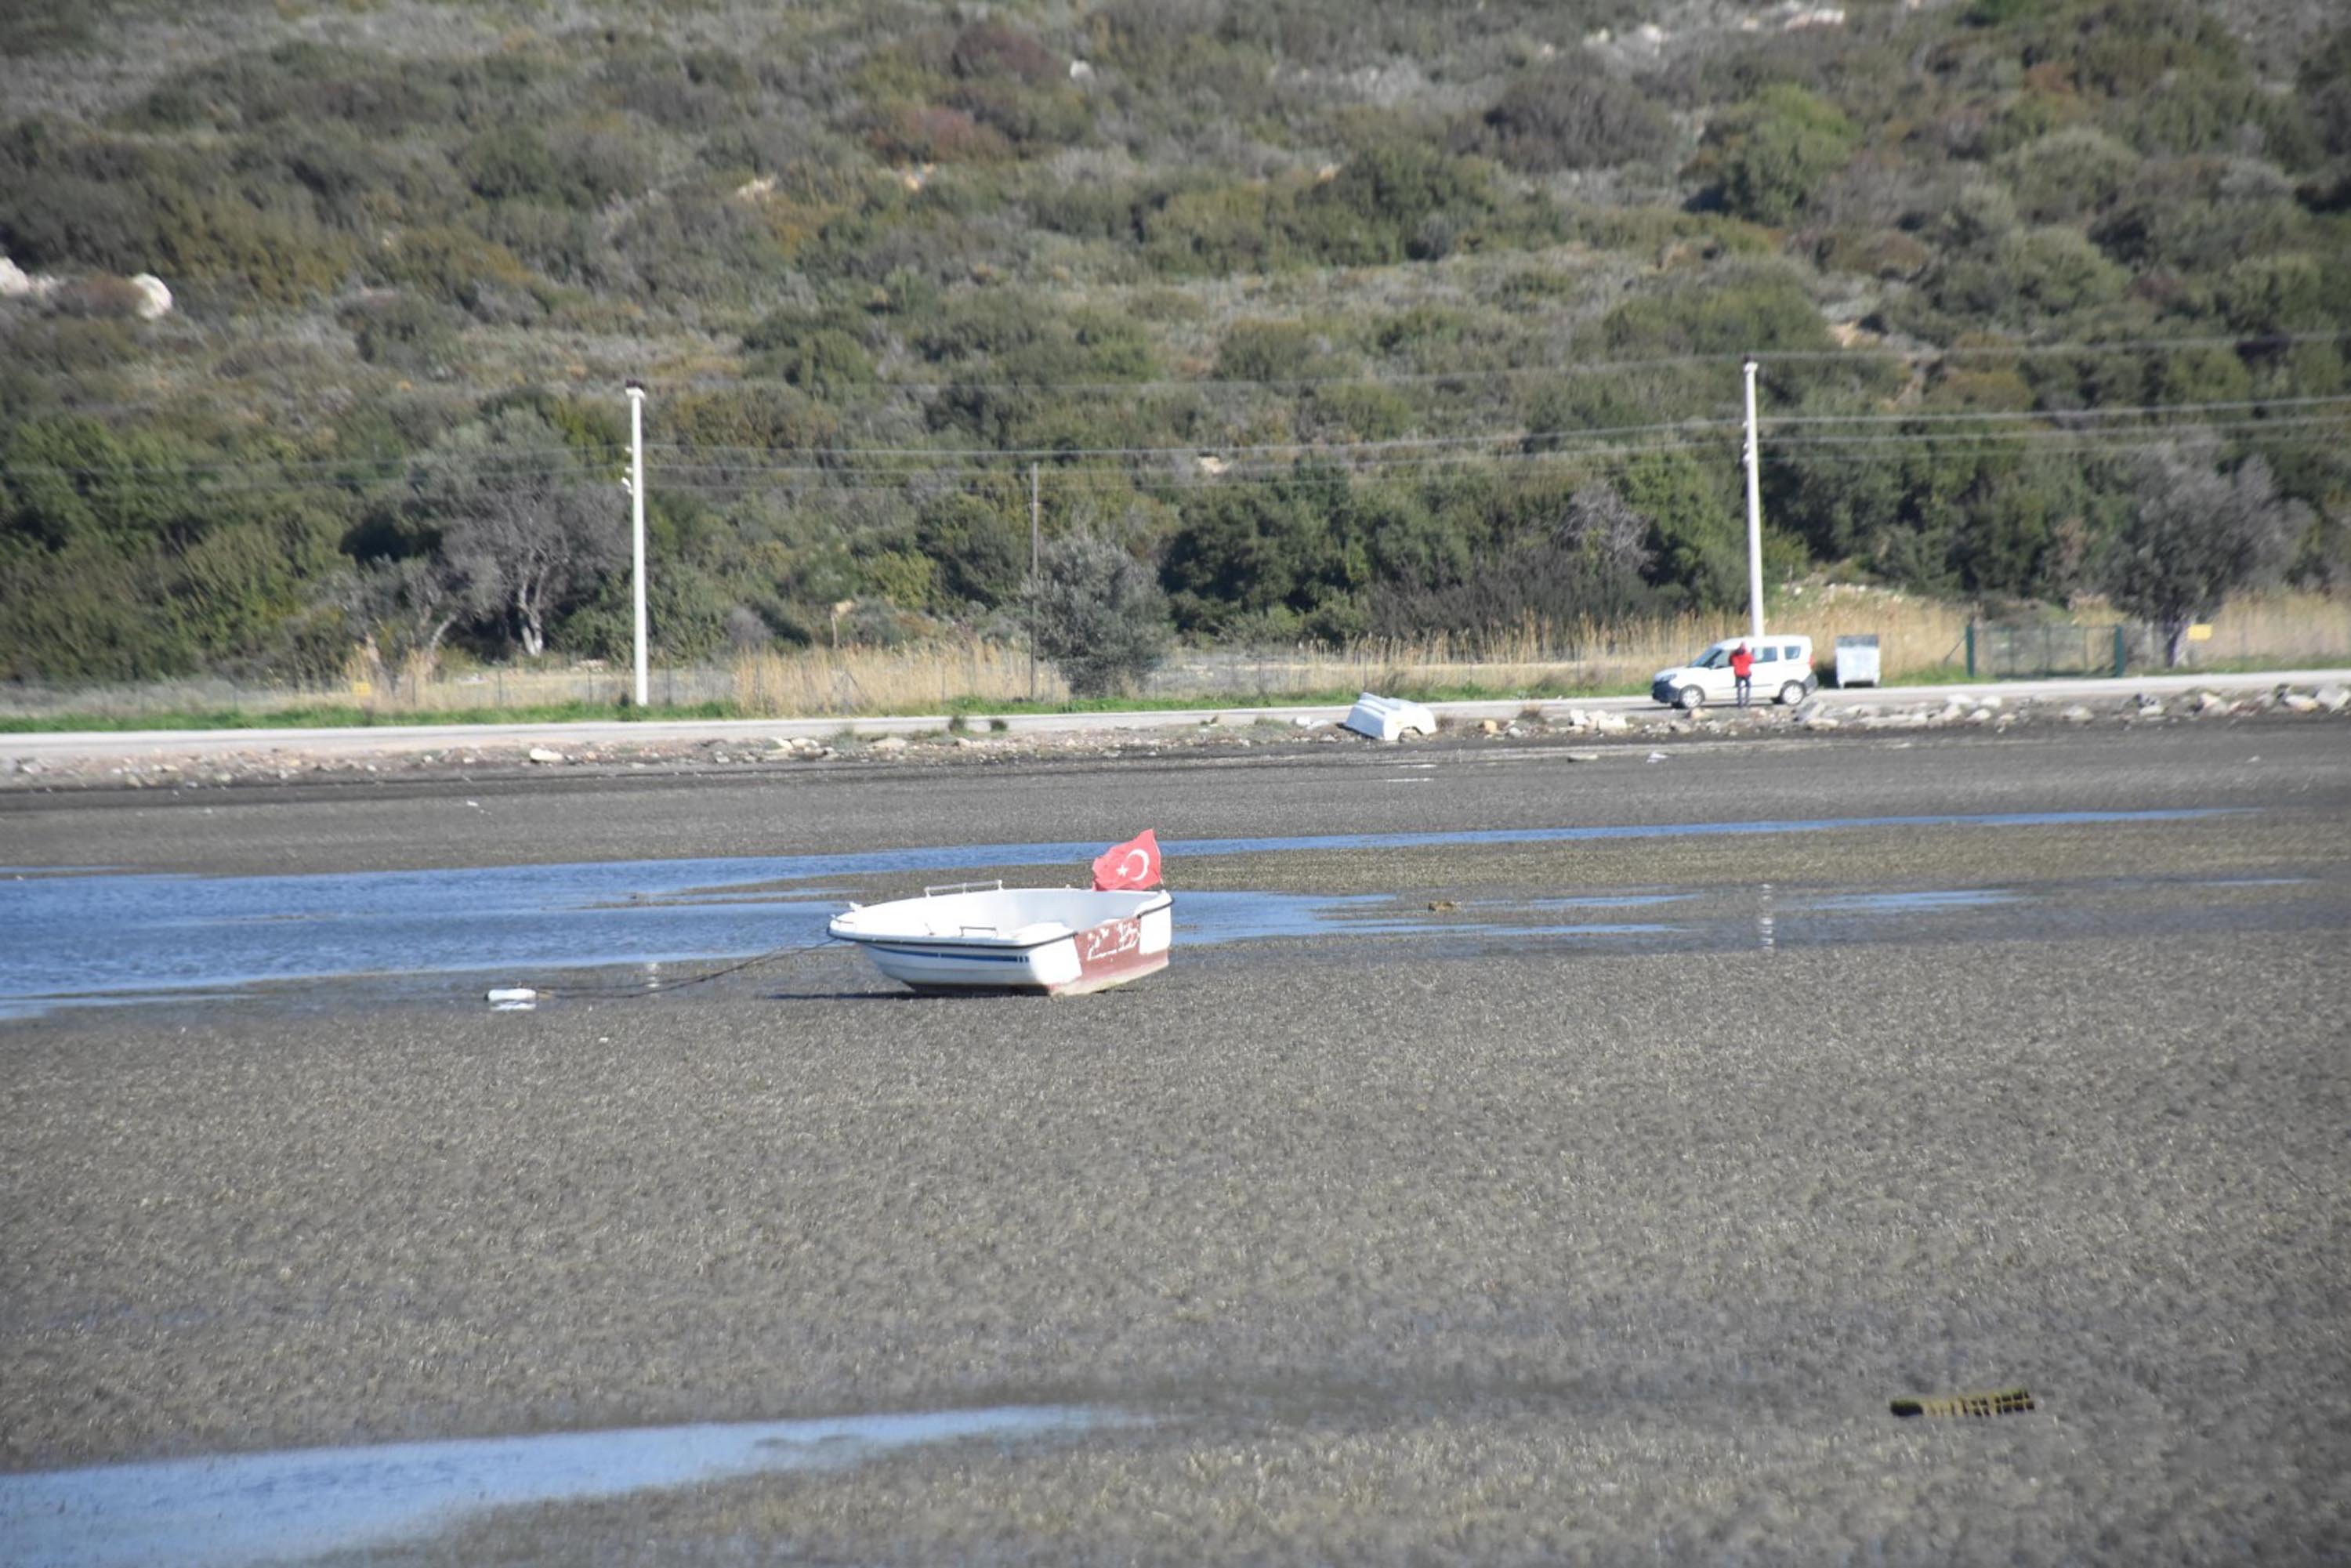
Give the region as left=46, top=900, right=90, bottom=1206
left=352, top=680, right=373, bottom=697
left=2186, top=624, right=2213, bottom=642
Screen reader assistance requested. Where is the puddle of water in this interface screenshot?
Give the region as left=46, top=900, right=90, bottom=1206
left=1804, top=889, right=2021, bottom=914
left=0, top=1406, right=1116, bottom=1568
left=0, top=809, right=2247, bottom=1016
left=1518, top=893, right=1693, bottom=911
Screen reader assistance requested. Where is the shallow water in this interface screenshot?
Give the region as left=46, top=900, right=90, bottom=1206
left=0, top=809, right=2267, bottom=1016
left=0, top=1406, right=1116, bottom=1568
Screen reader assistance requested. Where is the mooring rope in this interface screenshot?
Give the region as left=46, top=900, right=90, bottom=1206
left=490, top=934, right=846, bottom=1006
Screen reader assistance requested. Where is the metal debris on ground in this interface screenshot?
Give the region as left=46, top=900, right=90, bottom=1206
left=1890, top=1389, right=2036, bottom=1418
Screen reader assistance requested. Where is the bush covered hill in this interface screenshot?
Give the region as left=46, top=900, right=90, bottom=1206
left=2, top=0, right=2347, bottom=683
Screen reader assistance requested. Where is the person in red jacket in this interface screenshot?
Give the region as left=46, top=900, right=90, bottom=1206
left=1730, top=641, right=1755, bottom=707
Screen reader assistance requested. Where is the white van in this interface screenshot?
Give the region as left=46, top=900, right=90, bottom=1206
left=1651, top=635, right=1816, bottom=710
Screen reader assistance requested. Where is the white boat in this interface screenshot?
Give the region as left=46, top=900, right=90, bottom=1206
left=828, top=882, right=1174, bottom=995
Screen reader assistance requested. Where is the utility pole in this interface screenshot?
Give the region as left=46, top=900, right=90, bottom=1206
left=1742, top=358, right=1765, bottom=643
left=625, top=380, right=648, bottom=708
left=1028, top=462, right=1040, bottom=702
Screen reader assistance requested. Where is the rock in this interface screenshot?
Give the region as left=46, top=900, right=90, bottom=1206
left=527, top=747, right=565, bottom=764
left=1967, top=708, right=1994, bottom=724
left=2194, top=690, right=2230, bottom=715
left=129, top=273, right=172, bottom=320
left=1977, top=693, right=2003, bottom=709
left=0, top=255, right=54, bottom=299
left=871, top=735, right=910, bottom=752
left=2061, top=704, right=2095, bottom=724
left=2280, top=693, right=2320, bottom=713
left=1479, top=719, right=1502, bottom=736
left=2317, top=684, right=2349, bottom=713
left=2134, top=701, right=2164, bottom=719
left=1566, top=751, right=1601, bottom=762
left=1801, top=714, right=1840, bottom=730
left=1592, top=712, right=1631, bottom=735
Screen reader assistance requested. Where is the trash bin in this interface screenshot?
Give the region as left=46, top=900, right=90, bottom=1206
left=1835, top=634, right=1880, bottom=689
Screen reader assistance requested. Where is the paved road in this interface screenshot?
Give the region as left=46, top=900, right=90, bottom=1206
left=3, top=723, right=2346, bottom=1563
left=5, top=667, right=2346, bottom=762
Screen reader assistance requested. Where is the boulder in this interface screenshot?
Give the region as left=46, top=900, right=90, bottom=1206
left=2061, top=704, right=2095, bottom=724
left=871, top=735, right=911, bottom=752
left=2280, top=693, right=2320, bottom=714
left=527, top=747, right=565, bottom=764
left=2316, top=685, right=2349, bottom=713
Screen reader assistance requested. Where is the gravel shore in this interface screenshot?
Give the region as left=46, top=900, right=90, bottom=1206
left=3, top=727, right=2346, bottom=1563
left=5, top=681, right=2346, bottom=798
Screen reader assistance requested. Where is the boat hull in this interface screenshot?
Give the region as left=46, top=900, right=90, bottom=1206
left=830, top=888, right=1172, bottom=995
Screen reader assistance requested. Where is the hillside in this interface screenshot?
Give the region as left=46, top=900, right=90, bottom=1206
left=2, top=0, right=2347, bottom=683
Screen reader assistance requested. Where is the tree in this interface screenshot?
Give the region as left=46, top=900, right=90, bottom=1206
left=413, top=410, right=623, bottom=658
left=2105, top=437, right=2306, bottom=666
left=1027, top=534, right=1170, bottom=697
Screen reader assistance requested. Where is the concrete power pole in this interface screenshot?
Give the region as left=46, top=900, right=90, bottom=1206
left=1029, top=462, right=1041, bottom=703
left=1742, top=359, right=1765, bottom=643
left=625, top=381, right=649, bottom=708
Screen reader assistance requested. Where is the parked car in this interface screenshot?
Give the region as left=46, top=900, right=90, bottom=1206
left=1651, top=635, right=1817, bottom=710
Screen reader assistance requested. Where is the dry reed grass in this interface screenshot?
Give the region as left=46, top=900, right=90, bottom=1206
left=5, top=594, right=2345, bottom=722
left=732, top=637, right=1059, bottom=717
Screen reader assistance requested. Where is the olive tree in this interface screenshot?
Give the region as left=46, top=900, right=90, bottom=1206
left=2104, top=437, right=2306, bottom=667
left=415, top=409, right=623, bottom=658
left=1026, top=533, right=1172, bottom=697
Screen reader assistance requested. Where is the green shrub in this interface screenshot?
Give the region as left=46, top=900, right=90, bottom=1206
left=918, top=489, right=1029, bottom=607
left=1305, top=382, right=1415, bottom=441
left=1998, top=126, right=2140, bottom=222
left=1215, top=320, right=1321, bottom=383
left=1693, top=85, right=1858, bottom=226
left=1463, top=64, right=1675, bottom=173
left=346, top=294, right=464, bottom=375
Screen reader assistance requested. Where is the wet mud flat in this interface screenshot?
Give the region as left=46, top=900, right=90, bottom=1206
left=4, top=735, right=2349, bottom=1563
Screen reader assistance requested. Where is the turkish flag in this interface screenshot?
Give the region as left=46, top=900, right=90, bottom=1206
left=1091, top=829, right=1162, bottom=891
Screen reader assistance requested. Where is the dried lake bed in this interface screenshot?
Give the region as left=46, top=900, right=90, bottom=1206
left=2, top=722, right=2346, bottom=1563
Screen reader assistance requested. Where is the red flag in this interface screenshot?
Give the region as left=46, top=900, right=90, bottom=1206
left=1092, top=829, right=1162, bottom=891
